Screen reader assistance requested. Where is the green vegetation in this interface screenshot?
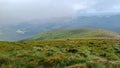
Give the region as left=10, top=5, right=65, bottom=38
left=26, top=29, right=120, bottom=41
left=0, top=39, right=120, bottom=68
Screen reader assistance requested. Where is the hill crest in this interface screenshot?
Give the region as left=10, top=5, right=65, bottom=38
left=25, top=29, right=120, bottom=41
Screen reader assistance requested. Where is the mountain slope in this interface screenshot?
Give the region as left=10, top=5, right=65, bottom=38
left=26, top=29, right=120, bottom=41
left=0, top=39, right=120, bottom=67
left=1, top=14, right=120, bottom=41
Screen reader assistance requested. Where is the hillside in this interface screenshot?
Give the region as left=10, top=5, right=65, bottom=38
left=0, top=39, right=120, bottom=68
left=26, top=29, right=120, bottom=41
left=1, top=14, right=120, bottom=41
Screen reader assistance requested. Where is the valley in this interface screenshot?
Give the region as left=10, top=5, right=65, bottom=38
left=1, top=14, right=120, bottom=41
left=1, top=0, right=120, bottom=68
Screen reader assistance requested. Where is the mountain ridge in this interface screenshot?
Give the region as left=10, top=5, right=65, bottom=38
left=0, top=14, right=120, bottom=41
left=25, top=28, right=120, bottom=41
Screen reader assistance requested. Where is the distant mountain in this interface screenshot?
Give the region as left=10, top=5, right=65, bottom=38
left=25, top=29, right=120, bottom=41
left=0, top=14, right=120, bottom=41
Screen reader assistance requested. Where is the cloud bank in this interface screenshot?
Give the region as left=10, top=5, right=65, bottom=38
left=0, top=0, right=120, bottom=24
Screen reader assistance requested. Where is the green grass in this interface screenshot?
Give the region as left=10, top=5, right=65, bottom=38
left=0, top=39, right=120, bottom=68
left=26, top=29, right=120, bottom=41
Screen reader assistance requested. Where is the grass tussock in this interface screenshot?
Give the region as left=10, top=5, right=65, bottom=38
left=0, top=39, right=120, bottom=68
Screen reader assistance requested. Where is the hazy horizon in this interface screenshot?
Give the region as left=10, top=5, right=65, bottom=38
left=1, top=0, right=120, bottom=24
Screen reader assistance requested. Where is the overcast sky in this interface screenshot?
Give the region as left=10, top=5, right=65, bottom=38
left=0, top=0, right=120, bottom=24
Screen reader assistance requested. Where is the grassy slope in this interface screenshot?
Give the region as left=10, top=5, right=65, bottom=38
left=0, top=39, right=120, bottom=68
left=26, top=29, right=120, bottom=41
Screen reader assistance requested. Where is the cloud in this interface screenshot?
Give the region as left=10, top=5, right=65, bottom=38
left=0, top=32, right=3, bottom=35
left=72, top=4, right=88, bottom=11
left=113, top=5, right=120, bottom=10
left=0, top=0, right=120, bottom=24
left=16, top=29, right=25, bottom=34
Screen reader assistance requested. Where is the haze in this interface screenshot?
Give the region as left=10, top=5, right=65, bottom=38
left=0, top=0, right=120, bottom=24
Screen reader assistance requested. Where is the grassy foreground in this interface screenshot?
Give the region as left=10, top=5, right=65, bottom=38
left=0, top=39, right=120, bottom=68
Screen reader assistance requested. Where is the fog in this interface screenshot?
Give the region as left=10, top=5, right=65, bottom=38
left=0, top=0, right=120, bottom=24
